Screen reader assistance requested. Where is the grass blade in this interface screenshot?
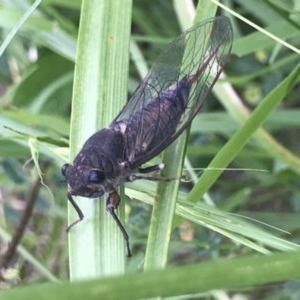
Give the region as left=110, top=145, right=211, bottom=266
left=68, top=0, right=132, bottom=279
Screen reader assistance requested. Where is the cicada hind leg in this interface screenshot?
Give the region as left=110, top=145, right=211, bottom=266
left=106, top=188, right=132, bottom=257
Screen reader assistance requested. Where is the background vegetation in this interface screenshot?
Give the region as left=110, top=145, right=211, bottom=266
left=1, top=0, right=300, bottom=299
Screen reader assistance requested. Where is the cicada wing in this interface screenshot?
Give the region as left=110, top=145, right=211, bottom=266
left=113, top=16, right=233, bottom=168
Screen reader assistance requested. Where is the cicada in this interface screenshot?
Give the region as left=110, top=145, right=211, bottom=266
left=62, top=16, right=233, bottom=256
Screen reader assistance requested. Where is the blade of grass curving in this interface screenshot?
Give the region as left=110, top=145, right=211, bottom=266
left=3, top=251, right=300, bottom=299
left=0, top=0, right=41, bottom=57
left=212, top=0, right=300, bottom=55
left=68, top=0, right=131, bottom=279
left=127, top=185, right=299, bottom=253
left=176, top=201, right=300, bottom=252
left=187, top=63, right=300, bottom=202
left=143, top=0, right=218, bottom=270
left=215, top=77, right=300, bottom=175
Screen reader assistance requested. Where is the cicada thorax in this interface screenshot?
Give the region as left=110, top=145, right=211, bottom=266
left=79, top=128, right=127, bottom=165
left=63, top=128, right=131, bottom=198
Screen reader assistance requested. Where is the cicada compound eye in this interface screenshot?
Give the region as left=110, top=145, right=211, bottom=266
left=88, top=169, right=105, bottom=184
left=62, top=163, right=70, bottom=177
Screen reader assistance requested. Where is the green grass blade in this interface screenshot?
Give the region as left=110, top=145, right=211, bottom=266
left=3, top=251, right=300, bottom=299
left=68, top=0, right=132, bottom=279
left=0, top=0, right=41, bottom=57
left=144, top=133, right=187, bottom=269
left=143, top=0, right=220, bottom=270
left=188, top=63, right=300, bottom=202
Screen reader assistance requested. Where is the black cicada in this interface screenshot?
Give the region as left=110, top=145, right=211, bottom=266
left=62, top=16, right=233, bottom=256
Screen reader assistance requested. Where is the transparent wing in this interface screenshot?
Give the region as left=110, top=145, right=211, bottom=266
left=112, top=16, right=233, bottom=168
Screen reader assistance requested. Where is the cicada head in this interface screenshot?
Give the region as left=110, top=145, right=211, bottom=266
left=62, top=163, right=106, bottom=199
